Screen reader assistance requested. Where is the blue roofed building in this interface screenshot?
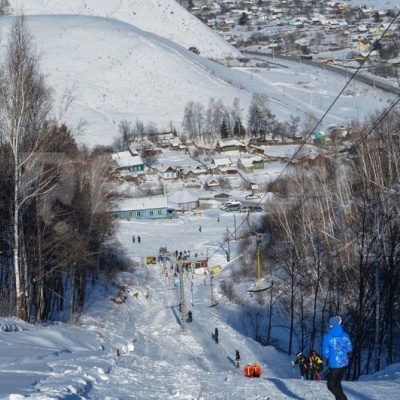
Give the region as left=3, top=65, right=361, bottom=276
left=110, top=196, right=176, bottom=220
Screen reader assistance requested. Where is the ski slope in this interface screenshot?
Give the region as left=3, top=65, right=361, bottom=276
left=0, top=209, right=400, bottom=398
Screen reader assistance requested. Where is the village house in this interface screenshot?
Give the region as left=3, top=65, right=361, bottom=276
left=111, top=151, right=145, bottom=173
left=356, top=38, right=370, bottom=51
left=110, top=196, right=175, bottom=220
left=216, top=138, right=246, bottom=152
left=180, top=165, right=207, bottom=180
left=237, top=156, right=265, bottom=173
left=211, top=156, right=231, bottom=166
left=208, top=156, right=237, bottom=175
left=147, top=132, right=176, bottom=148
left=169, top=137, right=185, bottom=151
left=167, top=190, right=199, bottom=211
left=354, top=50, right=379, bottom=63
left=157, top=165, right=178, bottom=180
left=204, top=176, right=220, bottom=190
left=313, top=132, right=327, bottom=146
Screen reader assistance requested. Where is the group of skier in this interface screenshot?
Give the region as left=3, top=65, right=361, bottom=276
left=291, top=350, right=323, bottom=380
left=292, top=316, right=352, bottom=400
left=191, top=316, right=351, bottom=400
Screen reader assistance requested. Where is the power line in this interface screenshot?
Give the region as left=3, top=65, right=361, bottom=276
left=206, top=10, right=400, bottom=261
left=298, top=96, right=400, bottom=208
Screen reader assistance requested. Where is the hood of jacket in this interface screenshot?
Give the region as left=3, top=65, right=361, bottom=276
left=328, top=323, right=344, bottom=337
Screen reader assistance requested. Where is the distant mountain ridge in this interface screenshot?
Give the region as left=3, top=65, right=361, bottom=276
left=9, top=0, right=242, bottom=60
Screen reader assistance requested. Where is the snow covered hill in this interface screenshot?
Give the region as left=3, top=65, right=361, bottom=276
left=1, top=2, right=396, bottom=149
left=9, top=0, right=241, bottom=60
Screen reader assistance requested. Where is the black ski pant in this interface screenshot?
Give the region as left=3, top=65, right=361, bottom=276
left=327, top=366, right=348, bottom=400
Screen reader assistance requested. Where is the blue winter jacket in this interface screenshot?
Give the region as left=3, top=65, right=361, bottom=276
left=323, top=324, right=352, bottom=368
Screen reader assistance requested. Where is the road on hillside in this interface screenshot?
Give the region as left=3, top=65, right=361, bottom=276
left=243, top=50, right=400, bottom=96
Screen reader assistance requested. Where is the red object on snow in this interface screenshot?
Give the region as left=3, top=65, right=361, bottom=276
left=253, top=363, right=262, bottom=378
left=243, top=363, right=262, bottom=378
left=243, top=365, right=254, bottom=378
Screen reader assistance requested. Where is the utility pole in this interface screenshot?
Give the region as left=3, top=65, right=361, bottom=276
left=256, top=233, right=262, bottom=291
left=226, top=227, right=231, bottom=262
left=178, top=260, right=187, bottom=332
left=233, top=213, right=237, bottom=241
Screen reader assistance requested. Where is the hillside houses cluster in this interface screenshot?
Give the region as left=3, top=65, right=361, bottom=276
left=190, top=0, right=399, bottom=65
left=111, top=134, right=331, bottom=181
left=110, top=133, right=332, bottom=220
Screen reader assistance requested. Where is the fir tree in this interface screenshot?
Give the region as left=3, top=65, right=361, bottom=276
left=233, top=118, right=246, bottom=138
left=220, top=119, right=230, bottom=139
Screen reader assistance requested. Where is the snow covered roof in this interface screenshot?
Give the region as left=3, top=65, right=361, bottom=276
left=239, top=156, right=263, bottom=167
left=212, top=157, right=232, bottom=166
left=167, top=190, right=198, bottom=204
left=217, top=138, right=245, bottom=148
left=111, top=151, right=144, bottom=169
left=111, top=196, right=168, bottom=211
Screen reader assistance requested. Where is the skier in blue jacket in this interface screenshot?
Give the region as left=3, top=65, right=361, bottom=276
left=323, top=316, right=352, bottom=400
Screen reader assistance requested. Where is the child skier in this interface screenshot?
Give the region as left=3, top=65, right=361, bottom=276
left=309, top=350, right=323, bottom=380
left=292, top=351, right=310, bottom=380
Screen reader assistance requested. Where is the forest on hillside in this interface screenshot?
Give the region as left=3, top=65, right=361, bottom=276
left=223, top=106, right=400, bottom=379
left=0, top=17, right=119, bottom=323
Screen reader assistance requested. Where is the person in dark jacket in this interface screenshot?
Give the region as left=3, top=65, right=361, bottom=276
left=292, top=351, right=310, bottom=380
left=323, top=316, right=352, bottom=400
left=214, top=328, right=219, bottom=343
left=235, top=350, right=241, bottom=368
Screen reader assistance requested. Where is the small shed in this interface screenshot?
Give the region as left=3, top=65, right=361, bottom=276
left=205, top=177, right=220, bottom=189
left=182, top=257, right=208, bottom=271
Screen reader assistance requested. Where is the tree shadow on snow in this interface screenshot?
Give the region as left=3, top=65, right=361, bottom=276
left=171, top=305, right=182, bottom=326
left=266, top=378, right=304, bottom=400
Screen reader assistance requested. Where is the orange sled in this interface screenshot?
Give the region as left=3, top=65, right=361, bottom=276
left=243, top=364, right=254, bottom=378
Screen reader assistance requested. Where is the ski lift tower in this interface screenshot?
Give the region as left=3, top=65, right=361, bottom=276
left=248, top=232, right=271, bottom=293
left=255, top=233, right=262, bottom=291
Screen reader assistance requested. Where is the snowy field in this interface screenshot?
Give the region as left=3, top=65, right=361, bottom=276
left=0, top=209, right=400, bottom=399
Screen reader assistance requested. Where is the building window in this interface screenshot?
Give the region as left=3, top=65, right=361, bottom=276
left=136, top=211, right=142, bottom=217
left=158, top=209, right=162, bottom=215
left=149, top=210, right=154, bottom=216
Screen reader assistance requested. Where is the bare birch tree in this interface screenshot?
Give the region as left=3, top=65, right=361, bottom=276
left=0, top=16, right=54, bottom=320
